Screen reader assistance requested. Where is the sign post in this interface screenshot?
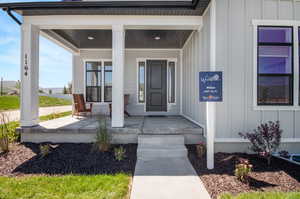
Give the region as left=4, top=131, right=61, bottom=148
left=199, top=71, right=222, bottom=170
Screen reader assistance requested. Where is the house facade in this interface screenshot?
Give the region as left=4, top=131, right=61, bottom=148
left=1, top=0, right=300, bottom=168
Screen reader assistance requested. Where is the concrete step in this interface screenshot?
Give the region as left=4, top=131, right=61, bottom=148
left=138, top=135, right=185, bottom=145
left=137, top=135, right=187, bottom=160
left=137, top=144, right=187, bottom=160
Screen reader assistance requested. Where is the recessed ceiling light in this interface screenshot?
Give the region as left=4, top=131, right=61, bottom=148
left=154, top=36, right=160, bottom=40
left=88, top=36, right=94, bottom=40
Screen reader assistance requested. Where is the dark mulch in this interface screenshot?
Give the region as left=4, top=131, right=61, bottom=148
left=187, top=145, right=300, bottom=199
left=0, top=143, right=137, bottom=177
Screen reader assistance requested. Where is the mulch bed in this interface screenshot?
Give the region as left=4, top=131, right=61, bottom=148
left=187, top=145, right=300, bottom=199
left=0, top=143, right=137, bottom=177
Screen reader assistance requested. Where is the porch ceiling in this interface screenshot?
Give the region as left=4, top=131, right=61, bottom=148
left=52, top=29, right=193, bottom=49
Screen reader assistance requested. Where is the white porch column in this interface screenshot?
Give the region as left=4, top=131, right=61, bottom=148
left=207, top=0, right=216, bottom=170
left=20, top=24, right=40, bottom=127
left=111, top=24, right=125, bottom=127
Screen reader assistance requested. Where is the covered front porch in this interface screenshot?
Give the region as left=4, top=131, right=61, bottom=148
left=20, top=15, right=204, bottom=129
left=18, top=12, right=215, bottom=168
left=19, top=116, right=204, bottom=144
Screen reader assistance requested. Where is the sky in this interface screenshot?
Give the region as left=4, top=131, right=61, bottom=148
left=0, top=0, right=72, bottom=88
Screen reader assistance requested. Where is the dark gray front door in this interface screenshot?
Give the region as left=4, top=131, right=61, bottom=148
left=146, top=60, right=167, bottom=112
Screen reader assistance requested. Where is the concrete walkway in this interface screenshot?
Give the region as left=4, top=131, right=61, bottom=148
left=130, top=135, right=211, bottom=199
left=0, top=105, right=72, bottom=124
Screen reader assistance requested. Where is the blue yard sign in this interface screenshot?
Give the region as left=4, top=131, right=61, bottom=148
left=199, top=71, right=223, bottom=102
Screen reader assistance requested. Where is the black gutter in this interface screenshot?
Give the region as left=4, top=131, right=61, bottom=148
left=4, top=8, right=22, bottom=25
left=0, top=0, right=200, bottom=10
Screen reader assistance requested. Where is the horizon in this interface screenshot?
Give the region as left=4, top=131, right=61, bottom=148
left=0, top=0, right=72, bottom=88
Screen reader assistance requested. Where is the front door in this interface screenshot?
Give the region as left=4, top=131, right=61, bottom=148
left=146, top=60, right=167, bottom=112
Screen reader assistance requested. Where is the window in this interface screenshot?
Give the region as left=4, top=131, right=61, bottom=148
left=85, top=60, right=112, bottom=102
left=168, top=61, right=175, bottom=103
left=257, top=26, right=293, bottom=105
left=138, top=61, right=145, bottom=103
left=104, top=62, right=112, bottom=102
left=86, top=61, right=102, bottom=102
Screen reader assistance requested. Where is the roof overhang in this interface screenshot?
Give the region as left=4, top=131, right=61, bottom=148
left=0, top=0, right=210, bottom=16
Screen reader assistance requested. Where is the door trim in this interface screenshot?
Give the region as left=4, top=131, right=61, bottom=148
left=136, top=58, right=177, bottom=113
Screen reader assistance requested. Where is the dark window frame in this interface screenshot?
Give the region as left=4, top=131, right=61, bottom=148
left=257, top=25, right=294, bottom=106
left=86, top=61, right=102, bottom=102
left=104, top=62, right=113, bottom=102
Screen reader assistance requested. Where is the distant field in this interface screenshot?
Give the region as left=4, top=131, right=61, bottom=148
left=0, top=95, right=72, bottom=111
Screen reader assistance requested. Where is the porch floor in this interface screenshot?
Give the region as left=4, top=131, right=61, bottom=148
left=19, top=116, right=204, bottom=144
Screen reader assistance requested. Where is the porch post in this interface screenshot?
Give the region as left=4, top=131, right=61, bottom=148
left=111, top=24, right=125, bottom=127
left=207, top=0, right=216, bottom=170
left=20, top=23, right=40, bottom=127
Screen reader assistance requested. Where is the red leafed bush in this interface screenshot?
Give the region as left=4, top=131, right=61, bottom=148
left=239, top=121, right=282, bottom=165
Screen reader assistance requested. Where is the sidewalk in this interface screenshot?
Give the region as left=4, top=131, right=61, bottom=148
left=0, top=105, right=72, bottom=124
left=130, top=135, right=211, bottom=199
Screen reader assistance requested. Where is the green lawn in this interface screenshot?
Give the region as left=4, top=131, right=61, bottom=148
left=2, top=111, right=72, bottom=142
left=0, top=174, right=130, bottom=199
left=220, top=192, right=300, bottom=199
left=0, top=95, right=72, bottom=111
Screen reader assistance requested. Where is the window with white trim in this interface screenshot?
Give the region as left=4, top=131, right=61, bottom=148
left=138, top=61, right=145, bottom=103
left=86, top=61, right=112, bottom=102
left=168, top=61, right=176, bottom=103
left=256, top=26, right=294, bottom=106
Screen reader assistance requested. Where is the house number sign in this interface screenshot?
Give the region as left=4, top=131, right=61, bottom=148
left=24, top=54, right=28, bottom=76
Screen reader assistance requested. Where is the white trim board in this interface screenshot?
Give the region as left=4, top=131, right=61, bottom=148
left=215, top=138, right=300, bottom=143
left=24, top=15, right=203, bottom=30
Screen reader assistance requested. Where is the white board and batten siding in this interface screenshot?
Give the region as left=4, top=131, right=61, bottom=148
left=213, top=0, right=300, bottom=153
left=181, top=6, right=211, bottom=130
left=73, top=49, right=181, bottom=115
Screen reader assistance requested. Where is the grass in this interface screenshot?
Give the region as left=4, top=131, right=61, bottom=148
left=0, top=174, right=131, bottom=199
left=0, top=95, right=72, bottom=111
left=1, top=111, right=72, bottom=143
left=220, top=192, right=300, bottom=199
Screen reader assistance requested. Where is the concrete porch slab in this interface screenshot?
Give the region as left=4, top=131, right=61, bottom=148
left=19, top=116, right=204, bottom=144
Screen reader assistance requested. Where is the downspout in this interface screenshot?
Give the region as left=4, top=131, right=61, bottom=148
left=3, top=8, right=22, bottom=25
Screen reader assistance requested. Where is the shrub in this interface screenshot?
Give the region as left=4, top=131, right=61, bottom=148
left=5, top=121, right=20, bottom=142
left=196, top=142, right=206, bottom=158
left=94, top=116, right=111, bottom=152
left=39, top=144, right=51, bottom=158
left=0, top=113, right=10, bottom=153
left=239, top=121, right=282, bottom=165
left=114, top=146, right=126, bottom=161
left=234, top=158, right=252, bottom=183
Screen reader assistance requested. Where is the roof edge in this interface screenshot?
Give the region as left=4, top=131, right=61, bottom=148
left=0, top=1, right=201, bottom=10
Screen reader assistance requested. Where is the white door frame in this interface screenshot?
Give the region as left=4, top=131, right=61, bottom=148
left=136, top=58, right=177, bottom=113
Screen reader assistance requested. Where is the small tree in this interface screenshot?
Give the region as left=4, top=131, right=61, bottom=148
left=63, top=86, right=68, bottom=94
left=239, top=121, right=282, bottom=165
left=49, top=89, right=52, bottom=95
left=67, top=82, right=72, bottom=94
